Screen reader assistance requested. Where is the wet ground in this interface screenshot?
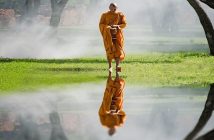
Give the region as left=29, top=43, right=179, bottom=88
left=0, top=79, right=213, bottom=140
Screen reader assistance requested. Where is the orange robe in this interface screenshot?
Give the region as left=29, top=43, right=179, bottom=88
left=99, top=11, right=127, bottom=61
left=99, top=77, right=126, bottom=128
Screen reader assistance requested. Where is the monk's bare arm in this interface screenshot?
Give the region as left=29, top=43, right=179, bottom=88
left=118, top=13, right=127, bottom=29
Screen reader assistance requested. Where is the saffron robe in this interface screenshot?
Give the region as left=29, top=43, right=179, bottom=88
left=99, top=11, right=127, bottom=61
left=99, top=77, right=126, bottom=128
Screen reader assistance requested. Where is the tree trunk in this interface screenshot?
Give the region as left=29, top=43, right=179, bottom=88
left=50, top=0, right=68, bottom=27
left=34, top=0, right=41, bottom=13
left=200, top=0, right=214, bottom=9
left=187, top=0, right=214, bottom=56
left=25, top=0, right=41, bottom=19
left=184, top=84, right=214, bottom=140
left=26, top=0, right=33, bottom=17
left=49, top=111, right=68, bottom=140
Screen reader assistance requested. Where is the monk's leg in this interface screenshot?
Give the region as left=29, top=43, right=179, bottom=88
left=115, top=57, right=120, bottom=67
left=116, top=71, right=119, bottom=79
left=115, top=57, right=121, bottom=72
left=108, top=58, right=112, bottom=72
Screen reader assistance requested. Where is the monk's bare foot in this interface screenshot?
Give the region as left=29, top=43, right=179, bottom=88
left=116, top=66, right=121, bottom=72
left=109, top=67, right=113, bottom=72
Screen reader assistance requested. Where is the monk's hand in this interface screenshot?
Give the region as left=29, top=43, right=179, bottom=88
left=107, top=25, right=112, bottom=29
left=106, top=111, right=111, bottom=114
left=106, top=110, right=115, bottom=115
left=112, top=25, right=119, bottom=29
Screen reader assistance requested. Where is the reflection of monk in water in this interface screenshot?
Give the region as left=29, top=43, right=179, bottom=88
left=99, top=3, right=127, bottom=72
left=184, top=84, right=214, bottom=140
left=99, top=72, right=126, bottom=136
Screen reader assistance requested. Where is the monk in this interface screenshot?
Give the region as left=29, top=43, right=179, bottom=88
left=99, top=3, right=127, bottom=72
left=98, top=72, right=126, bottom=136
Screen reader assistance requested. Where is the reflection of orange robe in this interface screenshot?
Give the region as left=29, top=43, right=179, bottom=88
left=99, top=78, right=126, bottom=128
left=99, top=11, right=127, bottom=61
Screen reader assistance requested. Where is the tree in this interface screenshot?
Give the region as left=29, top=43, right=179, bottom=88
left=49, top=111, right=68, bottom=140
left=24, top=0, right=68, bottom=27
left=187, top=0, right=214, bottom=56
left=50, top=0, right=68, bottom=27
left=200, top=0, right=214, bottom=9
left=25, top=0, right=41, bottom=18
left=184, top=84, right=214, bottom=140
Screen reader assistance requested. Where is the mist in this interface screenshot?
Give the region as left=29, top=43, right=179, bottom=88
left=0, top=84, right=213, bottom=140
left=0, top=0, right=213, bottom=58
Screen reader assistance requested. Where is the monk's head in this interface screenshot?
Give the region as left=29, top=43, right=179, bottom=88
left=109, top=3, right=118, bottom=13
left=108, top=127, right=116, bottom=136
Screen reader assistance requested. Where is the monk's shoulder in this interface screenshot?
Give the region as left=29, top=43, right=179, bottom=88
left=117, top=12, right=125, bottom=17
left=101, top=11, right=109, bottom=17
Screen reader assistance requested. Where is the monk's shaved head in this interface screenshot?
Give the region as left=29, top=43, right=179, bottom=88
left=108, top=127, right=116, bottom=136
left=109, top=3, right=118, bottom=12
left=110, top=3, right=118, bottom=8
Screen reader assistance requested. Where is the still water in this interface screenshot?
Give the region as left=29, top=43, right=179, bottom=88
left=0, top=76, right=213, bottom=140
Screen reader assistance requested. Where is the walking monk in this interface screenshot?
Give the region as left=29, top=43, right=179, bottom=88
left=98, top=72, right=126, bottom=136
left=99, top=3, right=127, bottom=72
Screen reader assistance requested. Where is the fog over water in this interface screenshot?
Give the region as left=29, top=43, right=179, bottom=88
left=0, top=0, right=213, bottom=58
left=0, top=84, right=214, bottom=140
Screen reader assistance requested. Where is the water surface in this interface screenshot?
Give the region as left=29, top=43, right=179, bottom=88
left=0, top=82, right=213, bottom=140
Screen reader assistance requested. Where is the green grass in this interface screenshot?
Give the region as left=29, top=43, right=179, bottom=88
left=0, top=52, right=214, bottom=93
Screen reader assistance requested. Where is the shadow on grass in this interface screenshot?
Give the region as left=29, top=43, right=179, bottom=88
left=38, top=67, right=106, bottom=72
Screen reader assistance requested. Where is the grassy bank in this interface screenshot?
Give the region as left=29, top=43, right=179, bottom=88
left=0, top=52, right=214, bottom=93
